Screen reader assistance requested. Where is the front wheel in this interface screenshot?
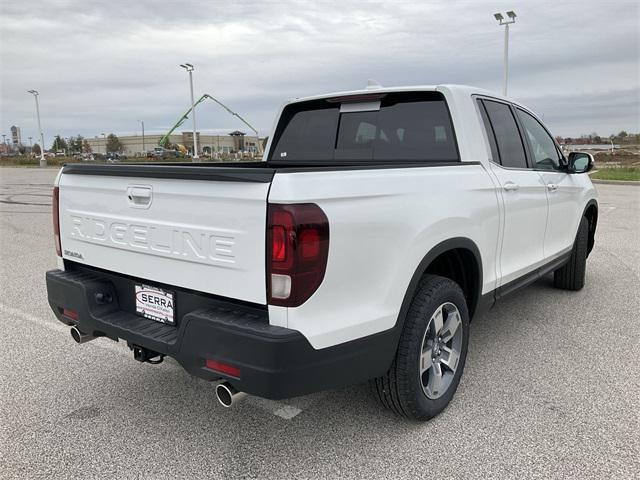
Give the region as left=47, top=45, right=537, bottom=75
left=554, top=216, right=589, bottom=291
left=371, top=275, right=469, bottom=421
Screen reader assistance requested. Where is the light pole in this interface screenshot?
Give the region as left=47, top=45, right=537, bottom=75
left=494, top=11, right=517, bottom=96
left=101, top=133, right=106, bottom=155
left=27, top=89, right=46, bottom=166
left=138, top=120, right=145, bottom=155
left=179, top=63, right=199, bottom=161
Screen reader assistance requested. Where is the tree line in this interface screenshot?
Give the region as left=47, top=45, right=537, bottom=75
left=51, top=135, right=93, bottom=154
left=555, top=130, right=638, bottom=145
left=48, top=133, right=125, bottom=154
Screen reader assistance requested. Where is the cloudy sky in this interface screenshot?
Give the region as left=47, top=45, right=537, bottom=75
left=1, top=0, right=638, bottom=147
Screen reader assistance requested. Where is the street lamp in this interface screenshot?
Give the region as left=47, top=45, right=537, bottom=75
left=101, top=133, right=106, bottom=155
left=138, top=120, right=145, bottom=155
left=27, top=89, right=46, bottom=166
left=494, top=10, right=517, bottom=96
left=180, top=63, right=199, bottom=161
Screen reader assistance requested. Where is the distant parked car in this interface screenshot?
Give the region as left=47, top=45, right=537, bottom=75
left=146, top=147, right=185, bottom=160
left=106, top=153, right=127, bottom=163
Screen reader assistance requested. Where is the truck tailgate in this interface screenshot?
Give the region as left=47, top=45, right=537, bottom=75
left=58, top=165, right=272, bottom=304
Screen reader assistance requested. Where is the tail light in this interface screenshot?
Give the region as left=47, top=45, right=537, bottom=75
left=52, top=186, right=61, bottom=257
left=267, top=203, right=329, bottom=307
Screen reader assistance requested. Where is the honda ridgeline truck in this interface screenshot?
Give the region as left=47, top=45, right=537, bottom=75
left=46, top=85, right=598, bottom=420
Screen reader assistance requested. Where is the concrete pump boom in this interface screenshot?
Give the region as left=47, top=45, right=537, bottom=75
left=158, top=94, right=262, bottom=154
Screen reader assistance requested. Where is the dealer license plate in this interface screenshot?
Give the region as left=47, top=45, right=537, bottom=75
left=135, top=284, right=175, bottom=325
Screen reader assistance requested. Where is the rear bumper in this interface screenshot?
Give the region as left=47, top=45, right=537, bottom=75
left=46, top=265, right=396, bottom=399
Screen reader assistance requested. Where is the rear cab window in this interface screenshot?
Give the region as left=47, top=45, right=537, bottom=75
left=269, top=92, right=459, bottom=165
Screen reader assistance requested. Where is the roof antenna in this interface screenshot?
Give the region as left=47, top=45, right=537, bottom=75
left=366, top=79, right=383, bottom=90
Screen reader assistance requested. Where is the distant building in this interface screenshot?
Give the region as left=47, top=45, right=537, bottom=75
left=10, top=125, right=21, bottom=146
left=85, top=131, right=263, bottom=155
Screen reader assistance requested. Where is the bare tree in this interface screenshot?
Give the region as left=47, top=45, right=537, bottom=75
left=106, top=133, right=124, bottom=153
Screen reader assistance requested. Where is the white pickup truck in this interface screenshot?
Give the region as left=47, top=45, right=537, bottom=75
left=46, top=84, right=598, bottom=420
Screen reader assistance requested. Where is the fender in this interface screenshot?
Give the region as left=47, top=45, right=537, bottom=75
left=393, top=237, right=483, bottom=335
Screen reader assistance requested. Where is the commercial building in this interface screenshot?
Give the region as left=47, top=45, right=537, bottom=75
left=85, top=131, right=264, bottom=156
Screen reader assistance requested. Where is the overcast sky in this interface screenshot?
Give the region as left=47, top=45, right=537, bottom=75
left=1, top=0, right=638, bottom=147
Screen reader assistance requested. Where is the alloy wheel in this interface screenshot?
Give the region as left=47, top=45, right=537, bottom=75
left=419, top=302, right=463, bottom=399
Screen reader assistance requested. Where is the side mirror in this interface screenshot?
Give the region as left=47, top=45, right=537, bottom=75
left=567, top=151, right=594, bottom=174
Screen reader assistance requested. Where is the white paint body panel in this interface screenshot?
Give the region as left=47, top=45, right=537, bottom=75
left=487, top=162, right=548, bottom=285
left=58, top=174, right=269, bottom=304
left=538, top=170, right=596, bottom=259
left=269, top=164, right=500, bottom=348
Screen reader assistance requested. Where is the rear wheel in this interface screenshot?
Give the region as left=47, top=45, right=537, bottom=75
left=554, top=216, right=589, bottom=291
left=371, top=275, right=469, bottom=421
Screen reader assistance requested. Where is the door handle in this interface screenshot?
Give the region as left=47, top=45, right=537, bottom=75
left=129, top=187, right=151, bottom=199
left=126, top=186, right=153, bottom=208
left=503, top=182, right=519, bottom=192
left=546, top=183, right=558, bottom=192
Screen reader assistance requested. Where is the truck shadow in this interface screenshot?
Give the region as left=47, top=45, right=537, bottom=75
left=58, top=270, right=601, bottom=477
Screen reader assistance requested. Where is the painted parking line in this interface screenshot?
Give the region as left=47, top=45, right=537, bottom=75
left=0, top=303, right=127, bottom=356
left=247, top=397, right=303, bottom=420
left=0, top=303, right=304, bottom=420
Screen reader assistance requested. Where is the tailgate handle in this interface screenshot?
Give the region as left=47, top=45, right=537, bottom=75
left=126, top=186, right=152, bottom=208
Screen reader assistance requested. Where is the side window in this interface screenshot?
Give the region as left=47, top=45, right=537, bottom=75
left=355, top=121, right=377, bottom=144
left=477, top=99, right=499, bottom=163
left=482, top=100, right=528, bottom=169
left=336, top=112, right=380, bottom=151
left=516, top=109, right=561, bottom=170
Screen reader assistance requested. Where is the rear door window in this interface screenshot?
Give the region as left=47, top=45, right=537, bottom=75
left=270, top=92, right=459, bottom=164
left=481, top=100, right=528, bottom=169
left=477, top=100, right=500, bottom=163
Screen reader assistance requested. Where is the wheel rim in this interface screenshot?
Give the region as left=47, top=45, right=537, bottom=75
left=419, top=302, right=463, bottom=400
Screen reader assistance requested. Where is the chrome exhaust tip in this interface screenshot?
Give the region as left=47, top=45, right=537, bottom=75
left=215, top=382, right=247, bottom=408
left=70, top=326, right=96, bottom=344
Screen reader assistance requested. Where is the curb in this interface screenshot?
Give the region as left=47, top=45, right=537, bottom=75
left=591, top=179, right=640, bottom=186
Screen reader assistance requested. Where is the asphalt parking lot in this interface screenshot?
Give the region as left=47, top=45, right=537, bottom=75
left=0, top=167, right=638, bottom=479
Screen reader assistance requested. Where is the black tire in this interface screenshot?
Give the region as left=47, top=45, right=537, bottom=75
left=554, top=216, right=589, bottom=291
left=370, top=275, right=469, bottom=421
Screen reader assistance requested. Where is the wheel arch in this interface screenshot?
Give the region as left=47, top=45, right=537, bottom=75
left=395, top=237, right=483, bottom=334
left=582, top=199, right=598, bottom=256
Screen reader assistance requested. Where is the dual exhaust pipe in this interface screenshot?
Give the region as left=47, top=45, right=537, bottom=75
left=70, top=326, right=97, bottom=344
left=215, top=382, right=247, bottom=408
left=70, top=327, right=246, bottom=407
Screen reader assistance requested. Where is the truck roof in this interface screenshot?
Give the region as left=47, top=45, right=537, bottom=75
left=285, top=83, right=533, bottom=120
left=288, top=84, right=504, bottom=103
